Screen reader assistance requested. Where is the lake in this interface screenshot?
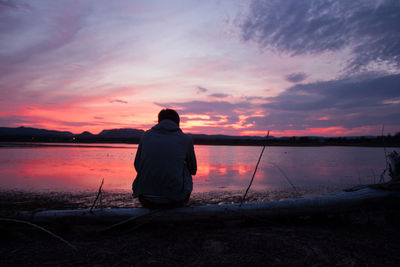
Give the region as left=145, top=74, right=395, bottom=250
left=0, top=143, right=395, bottom=196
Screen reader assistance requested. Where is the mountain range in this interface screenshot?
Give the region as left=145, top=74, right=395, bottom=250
left=0, top=126, right=266, bottom=145
left=0, top=126, right=398, bottom=146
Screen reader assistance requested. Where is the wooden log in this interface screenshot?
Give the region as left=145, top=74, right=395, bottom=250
left=13, top=187, right=400, bottom=225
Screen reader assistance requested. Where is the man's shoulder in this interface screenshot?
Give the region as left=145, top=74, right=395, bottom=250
left=143, top=128, right=153, bottom=134
left=140, top=129, right=156, bottom=141
left=141, top=129, right=152, bottom=137
left=180, top=132, right=193, bottom=143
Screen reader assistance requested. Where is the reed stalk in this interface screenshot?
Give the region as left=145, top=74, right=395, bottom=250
left=240, top=131, right=269, bottom=206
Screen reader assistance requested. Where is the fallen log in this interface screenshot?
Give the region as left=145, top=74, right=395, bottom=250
left=13, top=187, right=400, bottom=225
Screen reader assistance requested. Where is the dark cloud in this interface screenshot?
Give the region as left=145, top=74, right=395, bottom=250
left=0, top=1, right=88, bottom=69
left=241, top=0, right=400, bottom=72
left=264, top=74, right=400, bottom=111
left=0, top=0, right=30, bottom=12
left=243, top=113, right=300, bottom=133
left=155, top=100, right=253, bottom=125
left=0, top=115, right=100, bottom=129
left=0, top=0, right=17, bottom=9
left=0, top=115, right=34, bottom=125
left=156, top=100, right=251, bottom=114
left=60, top=121, right=99, bottom=127
left=110, top=99, right=128, bottom=104
left=241, top=96, right=265, bottom=101
left=157, top=73, right=400, bottom=135
left=261, top=74, right=400, bottom=130
left=284, top=72, right=308, bottom=83
left=209, top=93, right=230, bottom=98
left=196, top=86, right=208, bottom=94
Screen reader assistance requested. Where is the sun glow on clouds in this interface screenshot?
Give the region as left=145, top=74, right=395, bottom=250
left=1, top=0, right=399, bottom=136
left=269, top=127, right=377, bottom=137
left=181, top=114, right=211, bottom=120
left=181, top=114, right=228, bottom=130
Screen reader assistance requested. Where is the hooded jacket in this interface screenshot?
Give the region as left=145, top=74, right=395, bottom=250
left=132, top=119, right=197, bottom=202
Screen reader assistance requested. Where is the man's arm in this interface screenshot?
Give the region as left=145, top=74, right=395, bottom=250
left=186, top=140, right=197, bottom=175
left=134, top=140, right=143, bottom=172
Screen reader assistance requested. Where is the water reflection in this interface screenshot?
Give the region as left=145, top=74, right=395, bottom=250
left=0, top=147, right=135, bottom=191
left=0, top=145, right=393, bottom=193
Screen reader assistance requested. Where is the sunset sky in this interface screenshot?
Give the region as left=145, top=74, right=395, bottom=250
left=1, top=0, right=399, bottom=136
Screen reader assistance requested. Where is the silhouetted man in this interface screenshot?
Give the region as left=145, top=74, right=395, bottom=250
left=132, top=109, right=197, bottom=209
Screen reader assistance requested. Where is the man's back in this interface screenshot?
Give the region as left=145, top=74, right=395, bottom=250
left=132, top=119, right=196, bottom=203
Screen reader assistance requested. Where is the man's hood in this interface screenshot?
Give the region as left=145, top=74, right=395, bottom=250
left=152, top=119, right=181, bottom=132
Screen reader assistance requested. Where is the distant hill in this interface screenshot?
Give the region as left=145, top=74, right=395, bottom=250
left=0, top=126, right=73, bottom=137
left=0, top=126, right=73, bottom=141
left=98, top=128, right=145, bottom=138
left=0, top=126, right=399, bottom=146
left=77, top=131, right=95, bottom=138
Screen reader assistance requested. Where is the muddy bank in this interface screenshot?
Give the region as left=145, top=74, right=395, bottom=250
left=0, top=186, right=345, bottom=214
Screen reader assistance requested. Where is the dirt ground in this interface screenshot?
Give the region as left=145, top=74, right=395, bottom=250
left=1, top=211, right=400, bottom=266
left=1, top=190, right=400, bottom=266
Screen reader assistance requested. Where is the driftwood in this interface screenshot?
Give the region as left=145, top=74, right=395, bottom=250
left=14, top=186, right=400, bottom=225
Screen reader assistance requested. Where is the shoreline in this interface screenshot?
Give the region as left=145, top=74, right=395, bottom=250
left=0, top=186, right=345, bottom=214
left=0, top=141, right=399, bottom=148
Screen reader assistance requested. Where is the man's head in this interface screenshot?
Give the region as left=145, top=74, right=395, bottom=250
left=158, top=108, right=180, bottom=126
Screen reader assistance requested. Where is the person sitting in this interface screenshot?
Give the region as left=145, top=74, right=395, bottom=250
left=132, top=109, right=197, bottom=209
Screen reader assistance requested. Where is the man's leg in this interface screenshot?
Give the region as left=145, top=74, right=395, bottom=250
left=183, top=192, right=191, bottom=204
left=138, top=195, right=159, bottom=209
left=138, top=194, right=191, bottom=209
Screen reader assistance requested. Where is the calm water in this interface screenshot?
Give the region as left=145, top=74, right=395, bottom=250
left=0, top=143, right=394, bottom=194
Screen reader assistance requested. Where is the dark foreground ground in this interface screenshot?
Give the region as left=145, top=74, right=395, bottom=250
left=1, top=210, right=400, bottom=266
left=1, top=191, right=400, bottom=266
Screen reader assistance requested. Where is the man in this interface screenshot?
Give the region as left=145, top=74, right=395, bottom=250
left=132, top=109, right=197, bottom=209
